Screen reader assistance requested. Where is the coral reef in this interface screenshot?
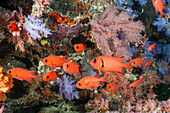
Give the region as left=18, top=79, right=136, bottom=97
left=0, top=0, right=169, bottom=113
left=0, top=66, right=13, bottom=101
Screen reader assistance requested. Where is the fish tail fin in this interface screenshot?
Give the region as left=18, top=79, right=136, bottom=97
left=58, top=74, right=64, bottom=81
left=164, top=6, right=166, bottom=10
left=124, top=61, right=133, bottom=71
left=34, top=75, right=43, bottom=83
left=101, top=74, right=109, bottom=82
left=79, top=65, right=86, bottom=77
left=162, top=12, right=168, bottom=17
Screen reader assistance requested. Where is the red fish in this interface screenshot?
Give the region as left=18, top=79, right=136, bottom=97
left=148, top=43, right=156, bottom=52
left=74, top=43, right=86, bottom=53
left=129, top=78, right=147, bottom=88
left=43, top=70, right=64, bottom=81
left=63, top=62, right=85, bottom=77
left=7, top=68, right=42, bottom=83
left=76, top=74, right=109, bottom=89
left=89, top=55, right=132, bottom=73
left=106, top=83, right=118, bottom=93
left=131, top=58, right=146, bottom=68
left=0, top=105, right=4, bottom=113
left=143, top=59, right=155, bottom=67
left=42, top=55, right=68, bottom=67
left=152, top=0, right=167, bottom=19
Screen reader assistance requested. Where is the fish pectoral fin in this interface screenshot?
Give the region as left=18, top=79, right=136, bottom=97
left=101, top=67, right=109, bottom=73
left=85, top=81, right=91, bottom=86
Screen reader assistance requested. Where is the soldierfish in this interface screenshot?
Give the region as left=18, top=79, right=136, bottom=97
left=148, top=43, right=156, bottom=52
left=129, top=78, right=147, bottom=88
left=74, top=43, right=86, bottom=53
left=63, top=62, right=85, bottom=77
left=76, top=74, right=109, bottom=90
left=89, top=55, right=132, bottom=73
left=0, top=105, right=4, bottom=113
left=7, top=68, right=42, bottom=83
left=143, top=59, right=155, bottom=67
left=43, top=70, right=64, bottom=81
left=130, top=58, right=146, bottom=68
left=42, top=55, right=68, bottom=67
left=152, top=0, right=167, bottom=19
left=106, top=83, right=118, bottom=93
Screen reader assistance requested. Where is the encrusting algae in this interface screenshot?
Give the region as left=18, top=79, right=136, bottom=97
left=0, top=66, right=13, bottom=101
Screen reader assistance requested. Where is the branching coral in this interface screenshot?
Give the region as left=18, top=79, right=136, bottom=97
left=0, top=66, right=13, bottom=101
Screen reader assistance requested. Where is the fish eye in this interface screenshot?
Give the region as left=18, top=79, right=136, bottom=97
left=131, top=86, right=133, bottom=88
left=47, top=76, right=49, bottom=79
left=109, top=86, right=111, bottom=88
left=77, top=46, right=79, bottom=49
left=79, top=83, right=81, bottom=86
left=45, top=59, right=48, bottom=62
left=9, top=71, right=11, bottom=73
left=133, top=62, right=135, bottom=64
left=67, top=64, right=69, bottom=67
left=94, top=59, right=96, bottom=63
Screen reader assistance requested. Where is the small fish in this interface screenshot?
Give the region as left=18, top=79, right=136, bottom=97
left=106, top=83, right=118, bottom=93
left=152, top=0, right=167, bottom=19
left=129, top=78, right=147, bottom=88
left=76, top=74, right=109, bottom=90
left=89, top=55, right=132, bottom=73
left=143, top=59, right=155, bottom=67
left=43, top=70, right=64, bottom=81
left=63, top=62, right=85, bottom=77
left=131, top=58, right=146, bottom=68
left=74, top=43, right=86, bottom=53
left=42, top=55, right=68, bottom=67
left=7, top=68, right=42, bottom=83
left=0, top=105, right=4, bottom=113
left=148, top=43, right=156, bottom=52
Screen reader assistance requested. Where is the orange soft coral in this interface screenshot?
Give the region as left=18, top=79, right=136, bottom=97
left=0, top=66, right=13, bottom=101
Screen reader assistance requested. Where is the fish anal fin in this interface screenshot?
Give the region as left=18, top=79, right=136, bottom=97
left=94, top=73, right=99, bottom=77
left=87, top=87, right=93, bottom=90
left=101, top=74, right=109, bottom=83
left=34, top=78, right=40, bottom=83
left=25, top=78, right=33, bottom=83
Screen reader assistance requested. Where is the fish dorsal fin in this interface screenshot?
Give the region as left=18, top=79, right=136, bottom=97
left=116, top=56, right=124, bottom=63
left=63, top=56, right=67, bottom=59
